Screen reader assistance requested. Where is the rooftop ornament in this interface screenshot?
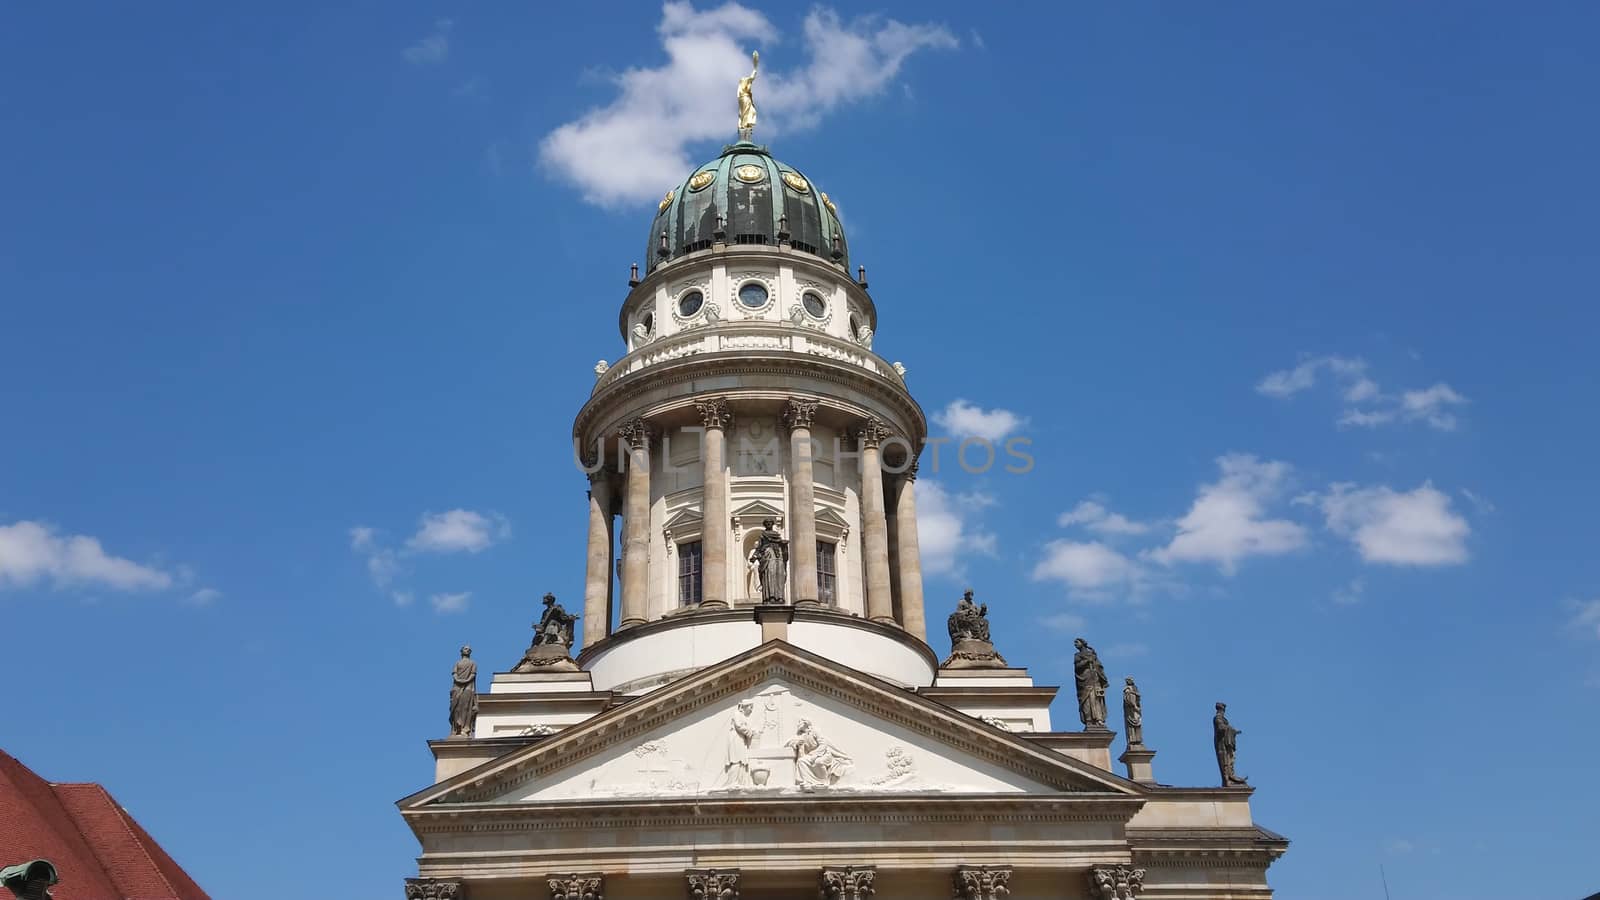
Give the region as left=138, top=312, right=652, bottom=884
left=737, top=50, right=759, bottom=141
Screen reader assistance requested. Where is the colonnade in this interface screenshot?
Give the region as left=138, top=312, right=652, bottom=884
left=579, top=396, right=927, bottom=647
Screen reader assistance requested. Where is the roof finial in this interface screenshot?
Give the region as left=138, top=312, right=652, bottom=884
left=737, top=51, right=759, bottom=141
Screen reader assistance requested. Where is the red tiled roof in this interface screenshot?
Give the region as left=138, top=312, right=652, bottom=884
left=0, top=749, right=209, bottom=900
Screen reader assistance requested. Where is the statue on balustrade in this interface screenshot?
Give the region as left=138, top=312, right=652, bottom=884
left=941, top=588, right=1007, bottom=669
left=448, top=645, right=478, bottom=738
left=1123, top=677, right=1144, bottom=746
left=513, top=592, right=581, bottom=672
left=1074, top=638, right=1109, bottom=730
left=1214, top=702, right=1248, bottom=786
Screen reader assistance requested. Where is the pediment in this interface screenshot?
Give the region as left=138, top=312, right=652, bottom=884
left=402, top=643, right=1136, bottom=810
left=663, top=507, right=703, bottom=530
left=814, top=507, right=850, bottom=530
left=730, top=499, right=785, bottom=521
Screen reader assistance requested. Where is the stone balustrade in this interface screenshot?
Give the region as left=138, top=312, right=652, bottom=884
left=594, top=321, right=904, bottom=394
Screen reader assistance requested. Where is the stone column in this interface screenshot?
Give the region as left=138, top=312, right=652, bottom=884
left=893, top=461, right=927, bottom=640
left=685, top=868, right=739, bottom=899
left=546, top=873, right=604, bottom=900
left=582, top=466, right=613, bottom=647
left=618, top=418, right=653, bottom=628
left=785, top=398, right=820, bottom=604
left=697, top=398, right=733, bottom=608
left=952, top=865, right=1011, bottom=900
left=820, top=866, right=876, bottom=900
left=1087, top=864, right=1146, bottom=899
left=857, top=420, right=894, bottom=624
left=404, top=878, right=466, bottom=899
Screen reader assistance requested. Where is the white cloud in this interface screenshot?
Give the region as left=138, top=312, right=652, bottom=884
left=392, top=591, right=415, bottom=608
left=1032, top=540, right=1142, bottom=592
left=1568, top=599, right=1600, bottom=640
left=403, top=19, right=452, bottom=64
left=1315, top=482, right=1470, bottom=566
left=1038, top=611, right=1086, bottom=633
left=186, top=587, right=223, bottom=606
left=914, top=481, right=997, bottom=577
left=1398, top=383, right=1468, bottom=431
left=933, top=399, right=1027, bottom=443
left=1056, top=499, right=1151, bottom=536
left=1331, top=577, right=1366, bottom=606
left=0, top=520, right=175, bottom=592
left=350, top=526, right=401, bottom=587
left=406, top=509, right=510, bottom=554
left=1105, top=641, right=1150, bottom=658
left=539, top=3, right=957, bottom=207
left=1148, top=455, right=1307, bottom=573
left=1257, top=355, right=1467, bottom=431
left=430, top=591, right=471, bottom=614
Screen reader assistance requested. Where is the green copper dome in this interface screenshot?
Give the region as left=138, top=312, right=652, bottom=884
left=645, top=142, right=848, bottom=275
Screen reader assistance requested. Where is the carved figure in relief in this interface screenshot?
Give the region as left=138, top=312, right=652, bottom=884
left=1074, top=637, right=1109, bottom=730
left=1123, top=677, right=1144, bottom=746
left=754, top=518, right=789, bottom=603
left=1214, top=702, right=1248, bottom=786
left=787, top=718, right=852, bottom=787
left=448, top=646, right=478, bottom=738
left=720, top=699, right=759, bottom=788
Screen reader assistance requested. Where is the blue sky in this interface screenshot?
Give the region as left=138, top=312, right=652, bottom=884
left=2, top=3, right=1597, bottom=898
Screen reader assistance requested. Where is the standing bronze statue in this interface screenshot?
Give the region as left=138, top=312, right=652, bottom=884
left=449, top=645, right=478, bottom=738
left=1214, top=702, right=1248, bottom=786
left=754, top=518, right=788, bottom=603
left=1073, top=638, right=1109, bottom=730
left=1123, top=677, right=1144, bottom=747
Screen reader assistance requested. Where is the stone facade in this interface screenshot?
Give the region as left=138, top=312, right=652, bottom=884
left=398, top=135, right=1288, bottom=898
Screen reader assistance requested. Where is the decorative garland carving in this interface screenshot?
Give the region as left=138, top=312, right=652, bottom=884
left=953, top=865, right=1012, bottom=899
left=696, top=397, right=733, bottom=430
left=547, top=873, right=603, bottom=900
left=783, top=397, right=819, bottom=431
left=820, top=865, right=876, bottom=899
left=1086, top=865, right=1145, bottom=900
left=685, top=867, right=740, bottom=899
left=404, top=878, right=465, bottom=900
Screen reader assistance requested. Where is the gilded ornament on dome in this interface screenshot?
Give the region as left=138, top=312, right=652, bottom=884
left=688, top=170, right=716, bottom=191
left=734, top=164, right=766, bottom=184
left=781, top=171, right=810, bottom=193
left=658, top=189, right=674, bottom=213
left=820, top=192, right=837, bottom=214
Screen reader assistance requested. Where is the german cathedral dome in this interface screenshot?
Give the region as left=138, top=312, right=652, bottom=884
left=644, top=141, right=848, bottom=275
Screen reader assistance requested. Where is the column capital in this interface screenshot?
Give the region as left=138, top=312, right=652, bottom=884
left=685, top=868, right=740, bottom=899
left=783, top=397, right=819, bottom=431
left=546, top=873, right=604, bottom=900
left=952, top=865, right=1011, bottom=900
left=855, top=418, right=892, bottom=449
left=696, top=397, right=733, bottom=430
left=618, top=417, right=654, bottom=450
left=1087, top=864, right=1145, bottom=899
left=820, top=865, right=876, bottom=900
left=404, top=878, right=466, bottom=900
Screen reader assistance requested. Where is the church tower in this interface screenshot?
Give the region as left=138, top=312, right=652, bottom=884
left=399, top=69, right=1289, bottom=900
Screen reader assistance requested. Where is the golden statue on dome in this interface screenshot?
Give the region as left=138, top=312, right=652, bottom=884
left=737, top=50, right=759, bottom=140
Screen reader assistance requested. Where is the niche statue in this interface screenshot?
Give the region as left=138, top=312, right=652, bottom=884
left=513, top=593, right=581, bottom=672
left=940, top=589, right=1007, bottom=669
left=754, top=518, right=789, bottom=604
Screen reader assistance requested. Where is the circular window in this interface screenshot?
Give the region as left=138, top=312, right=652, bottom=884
left=738, top=282, right=769, bottom=309
left=802, top=291, right=827, bottom=319
left=678, top=290, right=703, bottom=317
